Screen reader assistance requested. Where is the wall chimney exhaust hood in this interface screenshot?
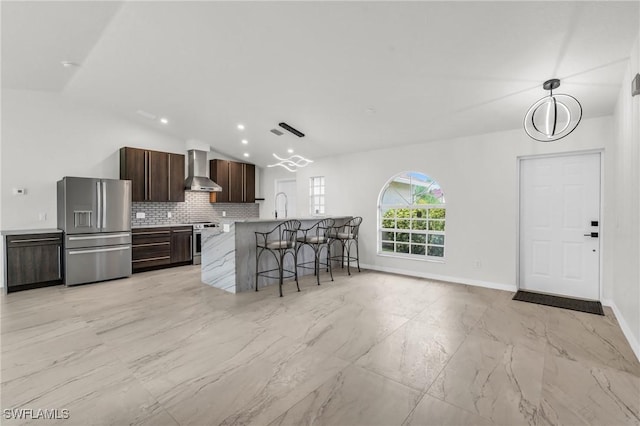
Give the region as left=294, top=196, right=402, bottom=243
left=184, top=149, right=222, bottom=192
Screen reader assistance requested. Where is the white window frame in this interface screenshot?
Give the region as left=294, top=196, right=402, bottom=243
left=309, top=176, right=325, bottom=216
left=377, top=173, right=446, bottom=262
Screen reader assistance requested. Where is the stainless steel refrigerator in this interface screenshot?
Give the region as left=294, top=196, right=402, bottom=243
left=57, top=177, right=132, bottom=286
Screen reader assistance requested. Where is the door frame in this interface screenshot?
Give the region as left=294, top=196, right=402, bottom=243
left=515, top=149, right=604, bottom=300
left=274, top=178, right=297, bottom=217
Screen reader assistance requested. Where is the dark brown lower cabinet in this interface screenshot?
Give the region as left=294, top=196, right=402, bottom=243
left=170, top=227, right=192, bottom=264
left=132, top=226, right=192, bottom=272
left=5, top=232, right=63, bottom=292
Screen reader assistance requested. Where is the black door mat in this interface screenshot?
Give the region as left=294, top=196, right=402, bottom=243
left=512, top=290, right=604, bottom=316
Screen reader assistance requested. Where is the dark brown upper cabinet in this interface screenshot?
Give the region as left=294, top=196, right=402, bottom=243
left=120, top=147, right=185, bottom=202
left=209, top=159, right=255, bottom=203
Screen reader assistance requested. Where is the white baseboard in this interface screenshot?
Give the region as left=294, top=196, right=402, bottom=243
left=601, top=298, right=640, bottom=363
left=359, top=263, right=518, bottom=293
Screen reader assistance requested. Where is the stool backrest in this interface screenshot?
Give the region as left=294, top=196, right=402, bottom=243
left=255, top=219, right=301, bottom=248
left=277, top=219, right=301, bottom=245
left=345, top=216, right=362, bottom=239
left=331, top=216, right=362, bottom=240
left=314, top=218, right=335, bottom=239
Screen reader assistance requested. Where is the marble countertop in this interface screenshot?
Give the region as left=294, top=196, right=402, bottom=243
left=1, top=228, right=63, bottom=236
left=237, top=216, right=350, bottom=224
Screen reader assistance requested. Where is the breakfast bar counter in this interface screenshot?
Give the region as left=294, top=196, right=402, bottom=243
left=201, top=217, right=350, bottom=293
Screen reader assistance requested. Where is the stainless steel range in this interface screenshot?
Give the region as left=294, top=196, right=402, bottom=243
left=191, top=222, right=219, bottom=265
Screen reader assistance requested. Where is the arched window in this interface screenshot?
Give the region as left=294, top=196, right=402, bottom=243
left=378, top=172, right=446, bottom=259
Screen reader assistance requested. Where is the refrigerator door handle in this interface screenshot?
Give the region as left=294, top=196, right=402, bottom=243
left=102, top=181, right=107, bottom=229
left=68, top=233, right=130, bottom=241
left=69, top=246, right=130, bottom=255
left=96, top=181, right=102, bottom=229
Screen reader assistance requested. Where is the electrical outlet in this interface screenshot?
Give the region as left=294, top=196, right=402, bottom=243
left=473, top=260, right=482, bottom=269
left=167, top=212, right=172, bottom=218
left=13, top=188, right=26, bottom=195
left=222, top=211, right=226, bottom=217
left=136, top=212, right=145, bottom=219
left=38, top=212, right=47, bottom=221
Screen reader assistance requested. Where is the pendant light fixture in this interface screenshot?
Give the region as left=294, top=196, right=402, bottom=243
left=524, top=79, right=582, bottom=142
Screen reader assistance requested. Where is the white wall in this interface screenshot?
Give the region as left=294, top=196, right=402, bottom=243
left=608, top=32, right=640, bottom=359
left=1, top=89, right=186, bottom=286
left=261, top=116, right=612, bottom=293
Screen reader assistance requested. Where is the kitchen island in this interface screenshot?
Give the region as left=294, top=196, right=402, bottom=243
left=201, top=217, right=351, bottom=293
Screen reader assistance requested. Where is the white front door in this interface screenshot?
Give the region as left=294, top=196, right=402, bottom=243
left=519, top=152, right=601, bottom=300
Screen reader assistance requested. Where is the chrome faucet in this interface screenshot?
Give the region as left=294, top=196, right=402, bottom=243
left=275, top=192, right=288, bottom=219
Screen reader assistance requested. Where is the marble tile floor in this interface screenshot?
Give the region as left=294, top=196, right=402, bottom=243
left=1, top=266, right=638, bottom=426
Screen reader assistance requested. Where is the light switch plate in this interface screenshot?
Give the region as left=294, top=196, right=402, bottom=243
left=223, top=224, right=230, bottom=232
left=167, top=212, right=172, bottom=218
left=136, top=212, right=145, bottom=219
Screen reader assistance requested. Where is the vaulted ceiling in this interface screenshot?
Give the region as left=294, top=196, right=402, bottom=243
left=3, top=1, right=638, bottom=166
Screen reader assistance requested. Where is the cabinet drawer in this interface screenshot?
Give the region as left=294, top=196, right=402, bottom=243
left=7, top=233, right=62, bottom=247
left=132, top=242, right=170, bottom=260
left=132, top=228, right=171, bottom=245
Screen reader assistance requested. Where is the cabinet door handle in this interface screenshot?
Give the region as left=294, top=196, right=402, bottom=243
left=172, top=229, right=192, bottom=233
left=190, top=234, right=193, bottom=259
left=10, top=237, right=61, bottom=243
left=168, top=155, right=171, bottom=201
left=132, top=256, right=171, bottom=263
left=132, top=242, right=170, bottom=248
left=144, top=151, right=149, bottom=200
left=148, top=151, right=152, bottom=200
left=58, top=245, right=62, bottom=279
left=133, top=230, right=171, bottom=235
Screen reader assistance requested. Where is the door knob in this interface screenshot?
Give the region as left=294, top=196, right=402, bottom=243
left=583, top=232, right=598, bottom=238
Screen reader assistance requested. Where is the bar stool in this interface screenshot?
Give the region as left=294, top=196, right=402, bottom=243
left=329, top=217, right=362, bottom=275
left=296, top=218, right=335, bottom=286
left=255, top=219, right=301, bottom=297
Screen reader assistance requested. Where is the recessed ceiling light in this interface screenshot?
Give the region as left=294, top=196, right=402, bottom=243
left=159, top=117, right=169, bottom=125
left=243, top=153, right=250, bottom=157
left=61, top=61, right=80, bottom=68
left=287, top=148, right=294, bottom=153
left=241, top=139, right=248, bottom=144
left=237, top=124, right=245, bottom=131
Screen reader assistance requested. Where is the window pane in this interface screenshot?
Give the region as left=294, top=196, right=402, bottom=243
left=382, top=232, right=395, bottom=241
left=427, top=246, right=444, bottom=257
left=382, top=242, right=394, bottom=252
left=412, top=208, right=427, bottom=219
left=397, top=219, right=410, bottom=229
left=381, top=218, right=395, bottom=229
left=412, top=220, right=426, bottom=230
left=396, top=232, right=410, bottom=243
left=428, top=234, right=445, bottom=245
left=429, top=208, right=446, bottom=219
left=411, top=233, right=426, bottom=244
left=428, top=220, right=445, bottom=231
left=411, top=244, right=426, bottom=255
left=397, top=243, right=410, bottom=254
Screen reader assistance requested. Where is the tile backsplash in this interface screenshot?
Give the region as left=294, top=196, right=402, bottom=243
left=131, top=191, right=259, bottom=226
